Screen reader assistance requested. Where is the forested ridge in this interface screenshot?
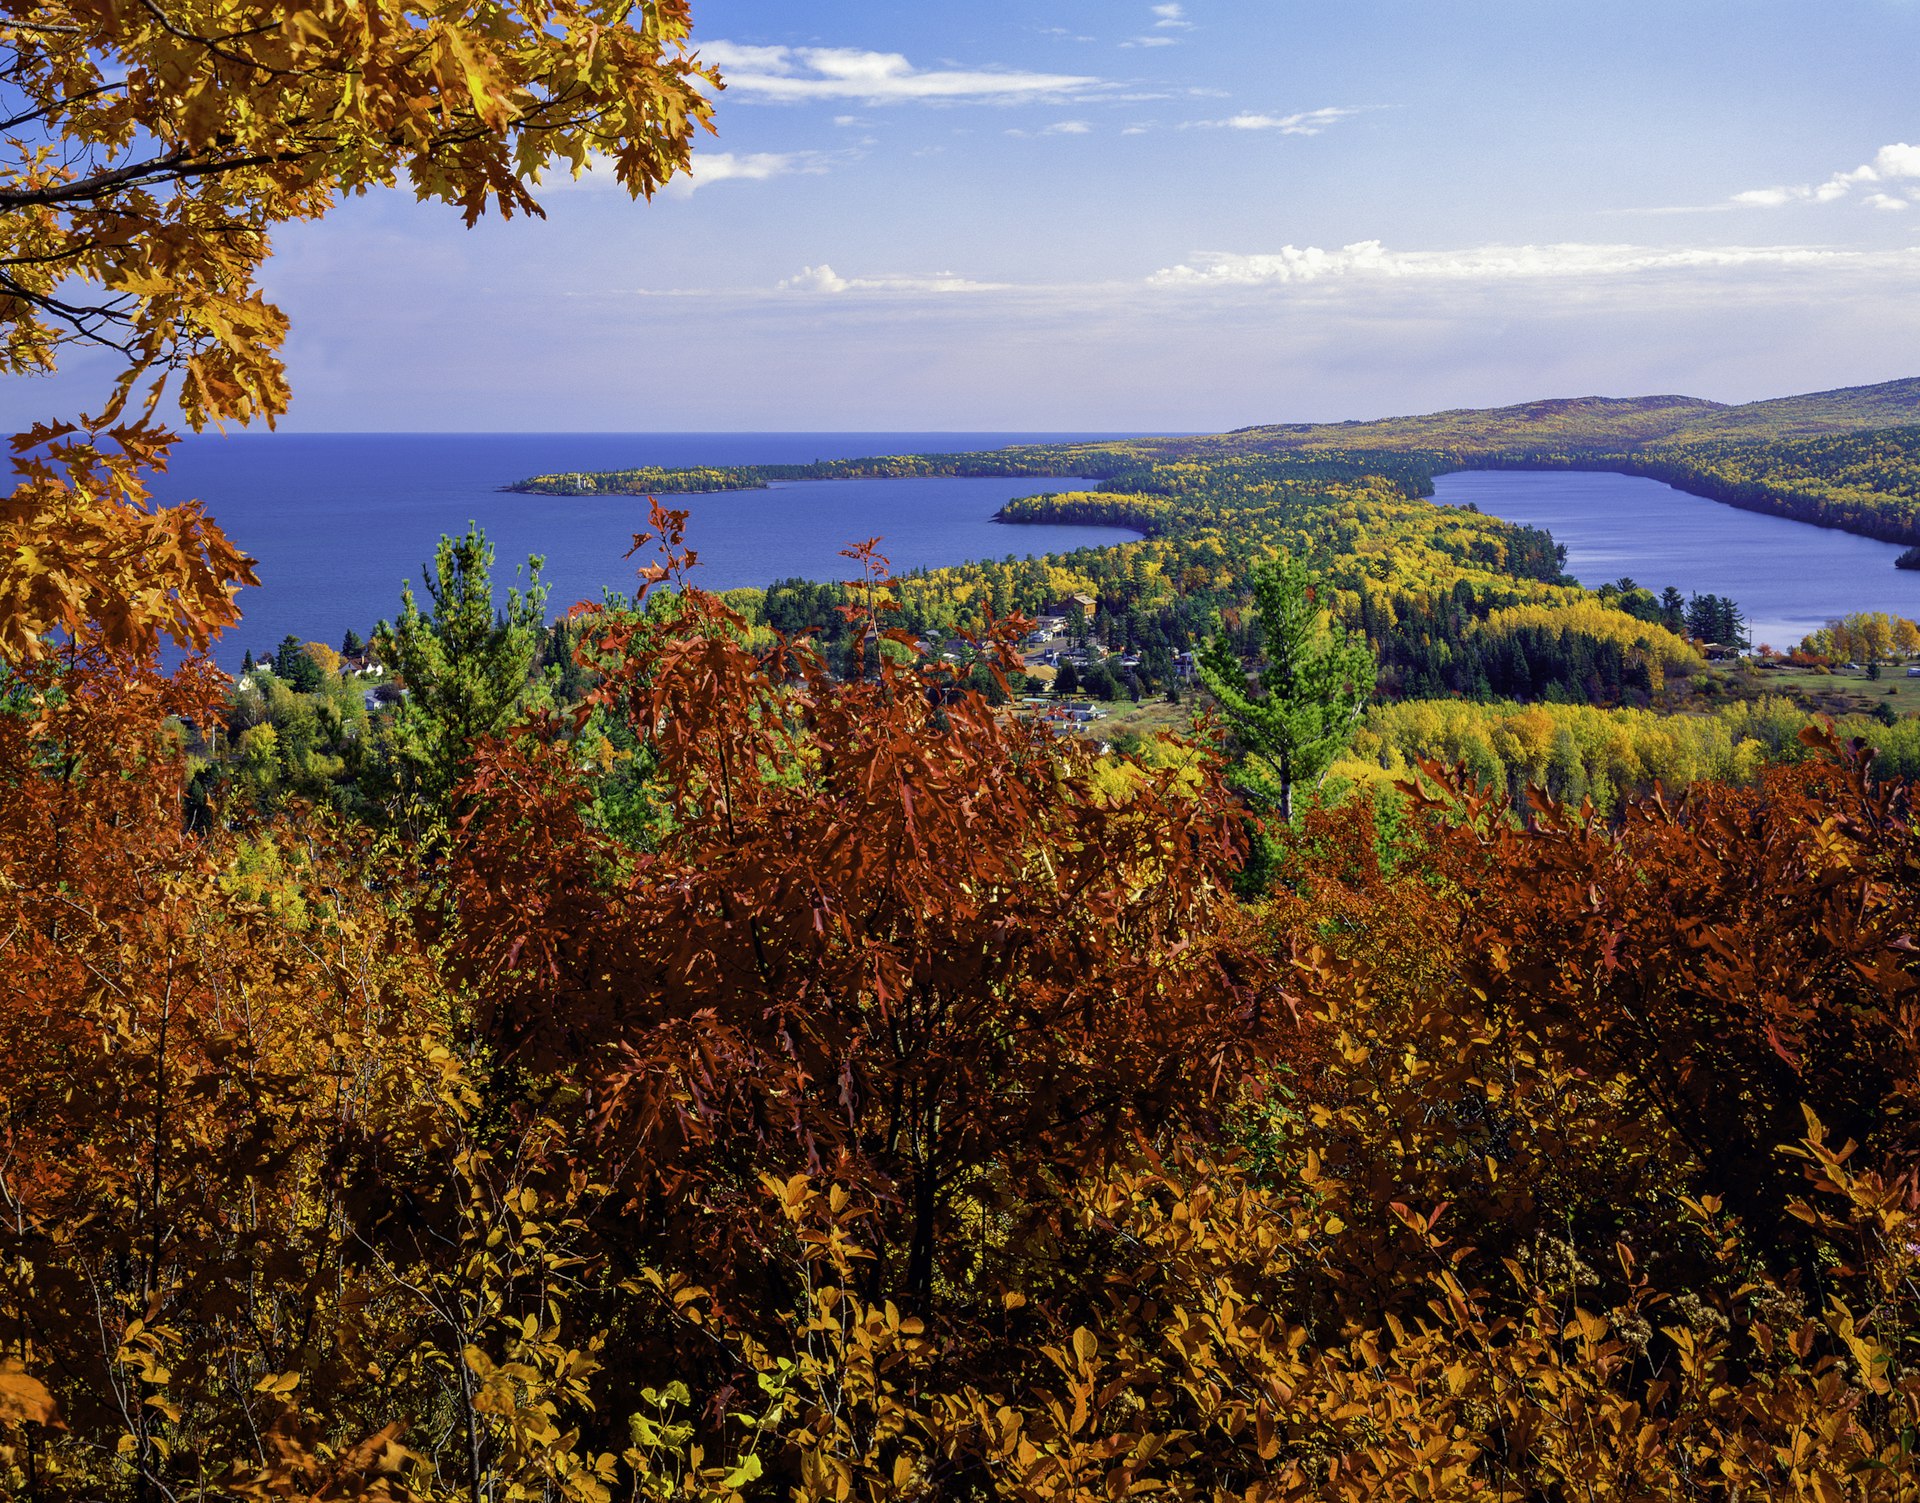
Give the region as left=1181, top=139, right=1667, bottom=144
left=8, top=6, right=1920, bottom=1501
left=513, top=376, right=1920, bottom=545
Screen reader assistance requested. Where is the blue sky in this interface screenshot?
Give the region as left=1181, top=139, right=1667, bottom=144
left=22, top=0, right=1920, bottom=431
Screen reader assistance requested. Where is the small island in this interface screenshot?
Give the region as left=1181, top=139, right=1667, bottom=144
left=1898, top=545, right=1920, bottom=570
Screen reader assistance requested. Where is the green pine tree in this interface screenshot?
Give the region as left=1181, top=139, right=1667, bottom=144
left=273, top=633, right=324, bottom=693
left=1197, top=554, right=1376, bottom=822
left=374, top=524, right=548, bottom=810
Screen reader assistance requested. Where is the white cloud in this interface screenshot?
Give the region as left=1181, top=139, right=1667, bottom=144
left=540, top=149, right=822, bottom=195
left=1148, top=240, right=1907, bottom=287
left=781, top=264, right=851, bottom=293
left=1011, top=119, right=1093, bottom=137
left=1731, top=186, right=1797, bottom=208
left=666, top=151, right=824, bottom=196
left=696, top=41, right=793, bottom=73
left=779, top=264, right=1010, bottom=295
left=1194, top=107, right=1359, bottom=135
left=1875, top=143, right=1920, bottom=178
left=698, top=40, right=1099, bottom=103
left=1130, top=4, right=1195, bottom=46
left=1734, top=142, right=1920, bottom=209
left=1865, top=193, right=1912, bottom=212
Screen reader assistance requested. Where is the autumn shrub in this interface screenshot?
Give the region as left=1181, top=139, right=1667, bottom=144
left=6, top=615, right=1920, bottom=1501
left=440, top=518, right=1289, bottom=1381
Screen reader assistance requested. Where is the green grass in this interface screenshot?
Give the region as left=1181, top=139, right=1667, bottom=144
left=1742, top=662, right=1920, bottom=715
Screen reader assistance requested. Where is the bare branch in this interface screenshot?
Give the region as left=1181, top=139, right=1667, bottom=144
left=0, top=144, right=331, bottom=209
left=0, top=79, right=127, bottom=132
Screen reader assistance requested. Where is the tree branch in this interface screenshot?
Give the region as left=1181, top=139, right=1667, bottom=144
left=0, top=144, right=326, bottom=208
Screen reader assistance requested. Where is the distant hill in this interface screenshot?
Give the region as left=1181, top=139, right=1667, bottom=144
left=1669, top=377, right=1920, bottom=441
left=1223, top=393, right=1725, bottom=455
left=1213, top=377, right=1920, bottom=457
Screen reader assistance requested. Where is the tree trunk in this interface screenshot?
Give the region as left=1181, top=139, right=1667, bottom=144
left=905, top=1159, right=937, bottom=1304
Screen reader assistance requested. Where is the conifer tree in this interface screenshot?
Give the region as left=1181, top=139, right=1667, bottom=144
left=1198, top=554, right=1376, bottom=821
left=375, top=525, right=548, bottom=808
left=1661, top=585, right=1687, bottom=632
left=272, top=634, right=323, bottom=693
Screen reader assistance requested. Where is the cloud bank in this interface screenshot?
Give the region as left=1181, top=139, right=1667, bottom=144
left=779, top=264, right=1010, bottom=294
left=1148, top=240, right=1909, bottom=287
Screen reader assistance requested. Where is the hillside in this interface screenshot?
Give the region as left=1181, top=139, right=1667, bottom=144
left=1618, top=421, right=1920, bottom=543
left=1216, top=377, right=1920, bottom=456
left=1221, top=393, right=1726, bottom=455
left=1675, top=376, right=1920, bottom=440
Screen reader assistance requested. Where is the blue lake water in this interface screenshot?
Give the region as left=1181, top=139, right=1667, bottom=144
left=1432, top=469, right=1920, bottom=653
left=144, top=433, right=1142, bottom=668
left=156, top=442, right=1903, bottom=671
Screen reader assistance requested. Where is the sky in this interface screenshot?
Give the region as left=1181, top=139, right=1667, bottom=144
left=20, top=0, right=1920, bottom=432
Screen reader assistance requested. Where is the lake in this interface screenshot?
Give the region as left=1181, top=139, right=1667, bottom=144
left=1432, top=469, right=1920, bottom=652
left=145, top=433, right=1142, bottom=668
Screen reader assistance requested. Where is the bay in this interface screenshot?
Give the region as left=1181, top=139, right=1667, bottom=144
left=145, top=433, right=1142, bottom=668
left=1432, top=469, right=1920, bottom=653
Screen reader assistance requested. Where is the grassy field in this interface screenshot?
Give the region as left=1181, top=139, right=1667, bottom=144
left=1739, top=662, right=1920, bottom=715
left=1015, top=692, right=1203, bottom=747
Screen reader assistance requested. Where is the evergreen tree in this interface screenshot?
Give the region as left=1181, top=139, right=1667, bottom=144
left=1197, top=555, right=1376, bottom=822
left=1723, top=598, right=1750, bottom=651
left=1081, top=661, right=1120, bottom=701
left=273, top=633, right=324, bottom=693
left=374, top=524, right=549, bottom=808
left=1685, top=593, right=1750, bottom=651
left=540, top=619, right=593, bottom=703
left=1054, top=659, right=1081, bottom=697
left=342, top=627, right=367, bottom=658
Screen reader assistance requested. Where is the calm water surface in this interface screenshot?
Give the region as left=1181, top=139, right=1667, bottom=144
left=1433, top=469, right=1920, bottom=652
left=147, top=433, right=1141, bottom=668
